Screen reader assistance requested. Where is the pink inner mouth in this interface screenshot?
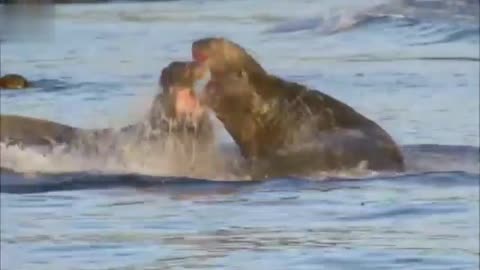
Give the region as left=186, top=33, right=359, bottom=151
left=174, top=87, right=204, bottom=120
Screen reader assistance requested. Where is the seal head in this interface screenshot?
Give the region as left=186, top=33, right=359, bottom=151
left=0, top=74, right=30, bottom=89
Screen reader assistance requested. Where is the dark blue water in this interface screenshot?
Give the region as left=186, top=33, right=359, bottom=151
left=1, top=0, right=479, bottom=269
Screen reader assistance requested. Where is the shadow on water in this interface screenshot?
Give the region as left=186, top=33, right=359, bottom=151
left=1, top=169, right=478, bottom=194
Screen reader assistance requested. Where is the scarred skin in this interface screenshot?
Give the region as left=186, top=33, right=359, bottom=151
left=0, top=74, right=30, bottom=89
left=192, top=37, right=405, bottom=178
left=149, top=61, right=209, bottom=127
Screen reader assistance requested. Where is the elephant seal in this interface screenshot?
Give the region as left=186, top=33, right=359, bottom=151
left=191, top=37, right=405, bottom=178
left=0, top=74, right=30, bottom=89
left=137, top=61, right=214, bottom=146
left=192, top=38, right=267, bottom=78
left=1, top=62, right=213, bottom=152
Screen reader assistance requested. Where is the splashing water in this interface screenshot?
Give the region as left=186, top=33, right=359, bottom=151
left=0, top=115, right=249, bottom=180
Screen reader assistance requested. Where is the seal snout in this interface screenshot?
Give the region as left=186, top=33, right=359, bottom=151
left=192, top=47, right=208, bottom=63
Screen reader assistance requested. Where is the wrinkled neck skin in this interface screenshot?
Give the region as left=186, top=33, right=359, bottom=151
left=199, top=68, right=319, bottom=161
left=218, top=111, right=258, bottom=158
left=213, top=94, right=324, bottom=180
left=212, top=91, right=310, bottom=161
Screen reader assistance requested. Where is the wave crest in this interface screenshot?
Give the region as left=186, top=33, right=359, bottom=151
left=265, top=0, right=479, bottom=39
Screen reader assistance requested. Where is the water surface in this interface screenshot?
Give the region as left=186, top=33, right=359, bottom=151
left=1, top=0, right=479, bottom=269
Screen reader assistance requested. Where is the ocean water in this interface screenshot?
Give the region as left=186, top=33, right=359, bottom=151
left=1, top=0, right=479, bottom=269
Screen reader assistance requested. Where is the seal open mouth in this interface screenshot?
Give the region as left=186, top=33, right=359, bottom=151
left=192, top=47, right=208, bottom=64
left=173, top=86, right=203, bottom=120
left=175, top=88, right=197, bottom=110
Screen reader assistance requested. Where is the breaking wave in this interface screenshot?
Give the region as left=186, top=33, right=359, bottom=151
left=266, top=0, right=479, bottom=42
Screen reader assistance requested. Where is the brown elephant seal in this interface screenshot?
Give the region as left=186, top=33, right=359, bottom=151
left=0, top=74, right=30, bottom=89
left=202, top=71, right=405, bottom=178
left=191, top=37, right=405, bottom=178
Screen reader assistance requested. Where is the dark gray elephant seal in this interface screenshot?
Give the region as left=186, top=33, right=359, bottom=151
left=1, top=62, right=214, bottom=154
left=191, top=37, right=405, bottom=178
left=0, top=114, right=119, bottom=156
left=1, top=114, right=77, bottom=147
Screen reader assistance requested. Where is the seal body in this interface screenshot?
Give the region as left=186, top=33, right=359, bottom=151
left=0, top=114, right=76, bottom=146
left=0, top=74, right=30, bottom=89
left=204, top=71, right=405, bottom=178
left=192, top=37, right=405, bottom=177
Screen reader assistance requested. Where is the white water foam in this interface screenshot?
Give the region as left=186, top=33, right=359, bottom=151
left=0, top=116, right=249, bottom=181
